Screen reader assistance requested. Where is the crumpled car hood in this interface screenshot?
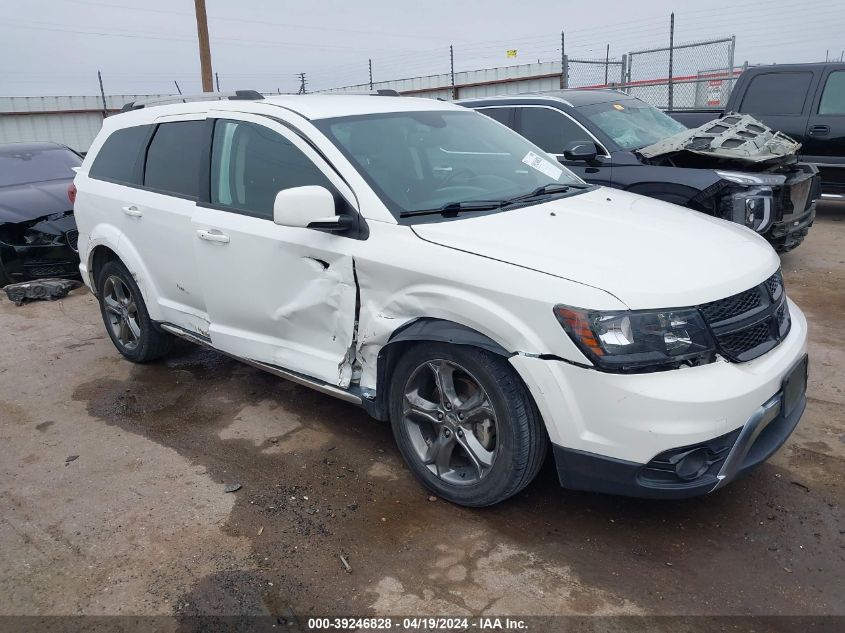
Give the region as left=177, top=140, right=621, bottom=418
left=639, top=114, right=800, bottom=164
left=411, top=187, right=779, bottom=310
left=0, top=178, right=74, bottom=224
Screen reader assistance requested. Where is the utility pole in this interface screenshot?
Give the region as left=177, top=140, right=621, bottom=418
left=450, top=44, right=456, bottom=100
left=215, top=72, right=220, bottom=91
left=668, top=12, right=675, bottom=111
left=368, top=58, right=373, bottom=90
left=97, top=70, right=107, bottom=119
left=297, top=72, right=307, bottom=94
left=194, top=0, right=214, bottom=92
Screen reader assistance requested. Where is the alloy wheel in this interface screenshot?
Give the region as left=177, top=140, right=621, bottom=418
left=102, top=275, right=141, bottom=351
left=401, top=359, right=499, bottom=485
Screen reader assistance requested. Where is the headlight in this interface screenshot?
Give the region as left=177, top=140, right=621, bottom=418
left=720, top=186, right=775, bottom=233
left=554, top=305, right=716, bottom=372
left=715, top=170, right=786, bottom=187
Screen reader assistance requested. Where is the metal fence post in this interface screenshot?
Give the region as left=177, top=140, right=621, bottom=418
left=562, top=54, right=569, bottom=88
left=620, top=54, right=628, bottom=90
left=668, top=12, right=675, bottom=111
left=369, top=59, right=373, bottom=90
left=450, top=44, right=456, bottom=100
left=560, top=31, right=565, bottom=88
left=604, top=44, right=610, bottom=86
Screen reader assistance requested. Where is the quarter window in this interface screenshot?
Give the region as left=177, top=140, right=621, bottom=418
left=89, top=125, right=152, bottom=185
left=739, top=72, right=812, bottom=116
left=818, top=71, right=845, bottom=115
left=517, top=107, right=593, bottom=154
left=143, top=121, right=206, bottom=198
left=210, top=120, right=333, bottom=219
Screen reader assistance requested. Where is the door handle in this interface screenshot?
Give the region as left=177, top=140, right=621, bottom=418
left=196, top=229, right=230, bottom=244
left=122, top=205, right=143, bottom=217
left=809, top=125, right=830, bottom=136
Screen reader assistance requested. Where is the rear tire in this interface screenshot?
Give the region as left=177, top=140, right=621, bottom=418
left=389, top=342, right=546, bottom=507
left=96, top=260, right=173, bottom=362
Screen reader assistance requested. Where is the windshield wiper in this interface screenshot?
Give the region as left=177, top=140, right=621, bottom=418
left=501, top=183, right=575, bottom=205
left=399, top=199, right=504, bottom=218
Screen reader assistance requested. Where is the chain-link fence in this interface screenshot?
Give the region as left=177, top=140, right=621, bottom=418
left=318, top=34, right=740, bottom=112
left=621, top=36, right=737, bottom=109
left=563, top=58, right=625, bottom=89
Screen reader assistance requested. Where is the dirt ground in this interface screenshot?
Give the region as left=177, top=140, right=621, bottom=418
left=1, top=205, right=843, bottom=626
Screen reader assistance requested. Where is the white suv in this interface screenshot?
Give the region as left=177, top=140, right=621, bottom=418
left=73, top=92, right=808, bottom=506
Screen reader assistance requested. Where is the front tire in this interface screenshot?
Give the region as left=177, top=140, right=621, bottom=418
left=389, top=343, right=546, bottom=507
left=96, top=260, right=173, bottom=362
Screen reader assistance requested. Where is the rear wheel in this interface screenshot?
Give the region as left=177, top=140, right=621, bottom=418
left=96, top=260, right=173, bottom=362
left=389, top=343, right=546, bottom=507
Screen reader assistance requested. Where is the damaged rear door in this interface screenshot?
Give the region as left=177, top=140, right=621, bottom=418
left=191, top=114, right=358, bottom=387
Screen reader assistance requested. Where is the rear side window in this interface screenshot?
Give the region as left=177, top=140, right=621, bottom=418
left=89, top=125, right=152, bottom=185
left=144, top=121, right=206, bottom=198
left=739, top=72, right=812, bottom=116
left=517, top=107, right=592, bottom=154
left=818, top=71, right=845, bottom=115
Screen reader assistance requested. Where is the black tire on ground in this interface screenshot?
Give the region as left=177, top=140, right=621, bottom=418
left=389, top=342, right=547, bottom=507
left=96, top=259, right=173, bottom=362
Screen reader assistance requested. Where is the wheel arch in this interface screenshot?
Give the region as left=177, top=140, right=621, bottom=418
left=361, top=317, right=512, bottom=421
left=85, top=230, right=164, bottom=321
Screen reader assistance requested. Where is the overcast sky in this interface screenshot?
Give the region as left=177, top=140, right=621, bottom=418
left=1, top=0, right=843, bottom=96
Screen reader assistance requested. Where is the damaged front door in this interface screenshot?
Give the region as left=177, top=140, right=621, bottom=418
left=192, top=115, right=358, bottom=387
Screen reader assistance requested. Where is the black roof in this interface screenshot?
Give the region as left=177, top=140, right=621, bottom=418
left=458, top=89, right=635, bottom=108
left=0, top=141, right=67, bottom=154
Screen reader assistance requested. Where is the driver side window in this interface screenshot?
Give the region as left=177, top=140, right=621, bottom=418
left=210, top=119, right=333, bottom=219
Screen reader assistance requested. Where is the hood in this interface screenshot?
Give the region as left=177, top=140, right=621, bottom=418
left=0, top=178, right=74, bottom=224
left=411, top=187, right=779, bottom=309
left=639, top=114, right=800, bottom=165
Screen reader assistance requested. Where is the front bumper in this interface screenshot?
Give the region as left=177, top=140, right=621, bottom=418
left=0, top=240, right=81, bottom=285
left=765, top=201, right=816, bottom=251
left=509, top=298, right=808, bottom=498
left=551, top=359, right=806, bottom=499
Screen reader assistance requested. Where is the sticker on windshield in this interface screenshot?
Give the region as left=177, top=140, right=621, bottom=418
left=613, top=103, right=625, bottom=111
left=521, top=151, right=562, bottom=181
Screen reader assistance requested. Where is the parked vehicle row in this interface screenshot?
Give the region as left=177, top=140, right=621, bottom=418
left=666, top=62, right=845, bottom=198
left=461, top=91, right=820, bottom=252
left=0, top=142, right=82, bottom=286
left=71, top=92, right=808, bottom=506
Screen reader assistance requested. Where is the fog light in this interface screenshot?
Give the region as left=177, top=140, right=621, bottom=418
left=673, top=447, right=711, bottom=481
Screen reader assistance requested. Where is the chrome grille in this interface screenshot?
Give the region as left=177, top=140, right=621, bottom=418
left=700, top=270, right=790, bottom=362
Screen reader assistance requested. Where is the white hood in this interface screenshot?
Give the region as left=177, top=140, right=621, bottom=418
left=411, top=187, right=780, bottom=310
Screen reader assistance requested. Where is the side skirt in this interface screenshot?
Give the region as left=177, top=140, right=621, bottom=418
left=158, top=323, right=363, bottom=406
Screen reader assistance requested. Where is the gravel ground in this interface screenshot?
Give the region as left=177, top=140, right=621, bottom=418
left=1, top=205, right=843, bottom=626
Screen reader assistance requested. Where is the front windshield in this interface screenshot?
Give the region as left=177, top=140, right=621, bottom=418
left=315, top=110, right=584, bottom=218
left=0, top=147, right=81, bottom=187
left=579, top=99, right=687, bottom=150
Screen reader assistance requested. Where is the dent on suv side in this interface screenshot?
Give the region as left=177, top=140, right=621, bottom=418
left=72, top=93, right=808, bottom=507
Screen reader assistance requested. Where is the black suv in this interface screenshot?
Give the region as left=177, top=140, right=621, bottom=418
left=460, top=91, right=820, bottom=252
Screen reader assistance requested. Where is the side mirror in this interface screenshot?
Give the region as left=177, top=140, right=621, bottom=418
left=561, top=141, right=598, bottom=163
left=273, top=185, right=352, bottom=233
